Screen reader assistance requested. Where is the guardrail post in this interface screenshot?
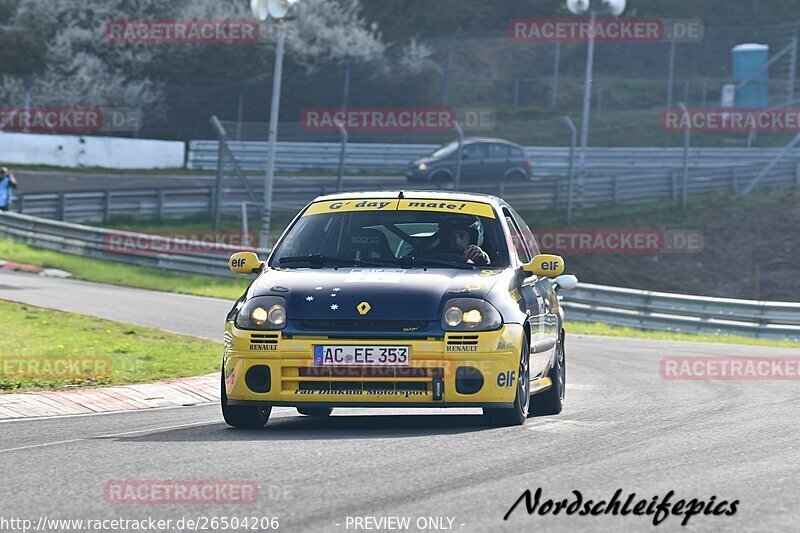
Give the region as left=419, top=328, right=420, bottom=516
left=731, top=167, right=738, bottom=194
left=58, top=193, right=66, bottom=221
left=796, top=162, right=800, bottom=187
left=496, top=180, right=505, bottom=197
left=613, top=175, right=620, bottom=205
left=157, top=189, right=165, bottom=220
left=103, top=191, right=111, bottom=223
left=335, top=120, right=348, bottom=193
left=207, top=187, right=215, bottom=217
left=17, top=195, right=24, bottom=214
left=670, top=172, right=678, bottom=202
left=553, top=180, right=560, bottom=210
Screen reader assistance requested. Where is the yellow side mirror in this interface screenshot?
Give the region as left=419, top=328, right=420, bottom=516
left=523, top=254, right=565, bottom=277
left=229, top=252, right=262, bottom=275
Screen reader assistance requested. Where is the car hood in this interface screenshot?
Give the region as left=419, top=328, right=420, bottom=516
left=250, top=267, right=501, bottom=322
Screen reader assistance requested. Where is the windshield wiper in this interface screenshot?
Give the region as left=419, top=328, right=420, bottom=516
left=278, top=254, right=387, bottom=267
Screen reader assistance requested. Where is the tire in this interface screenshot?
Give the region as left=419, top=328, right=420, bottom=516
left=506, top=170, right=527, bottom=181
left=483, top=337, right=530, bottom=427
left=297, top=407, right=333, bottom=417
left=220, top=371, right=271, bottom=428
left=431, top=171, right=451, bottom=188
left=530, top=333, right=565, bottom=416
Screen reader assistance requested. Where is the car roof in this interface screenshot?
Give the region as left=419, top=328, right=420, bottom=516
left=313, top=190, right=504, bottom=207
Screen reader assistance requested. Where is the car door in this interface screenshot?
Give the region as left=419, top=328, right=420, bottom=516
left=460, top=142, right=489, bottom=181
left=509, top=207, right=559, bottom=375
left=487, top=143, right=511, bottom=180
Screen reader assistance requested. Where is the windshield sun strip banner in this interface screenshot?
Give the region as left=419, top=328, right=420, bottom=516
left=302, top=199, right=496, bottom=219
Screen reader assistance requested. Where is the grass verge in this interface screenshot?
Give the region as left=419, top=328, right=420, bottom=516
left=0, top=237, right=249, bottom=300
left=567, top=321, right=799, bottom=349
left=0, top=300, right=221, bottom=392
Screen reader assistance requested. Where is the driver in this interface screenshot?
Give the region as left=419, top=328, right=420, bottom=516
left=438, top=216, right=491, bottom=265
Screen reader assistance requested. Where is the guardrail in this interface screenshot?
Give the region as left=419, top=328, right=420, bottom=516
left=561, top=283, right=800, bottom=341
left=187, top=140, right=800, bottom=175
left=0, top=211, right=267, bottom=277
left=11, top=159, right=800, bottom=223
left=1, top=211, right=798, bottom=341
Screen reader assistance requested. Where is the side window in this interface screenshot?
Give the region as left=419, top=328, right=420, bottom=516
left=509, top=207, right=540, bottom=256
left=503, top=208, right=531, bottom=263
left=510, top=146, right=524, bottom=157
left=489, top=143, right=510, bottom=158
left=463, top=143, right=488, bottom=159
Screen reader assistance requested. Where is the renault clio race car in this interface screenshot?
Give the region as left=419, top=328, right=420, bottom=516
left=222, top=191, right=577, bottom=428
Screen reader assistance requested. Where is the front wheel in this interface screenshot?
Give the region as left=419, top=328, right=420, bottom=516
left=483, top=338, right=530, bottom=426
left=221, top=372, right=271, bottom=428
left=297, top=407, right=333, bottom=417
left=530, top=333, right=565, bottom=416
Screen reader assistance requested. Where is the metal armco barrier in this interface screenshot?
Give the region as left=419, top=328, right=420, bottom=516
left=1, top=211, right=798, bottom=341
left=187, top=140, right=800, bottom=176
left=10, top=159, right=800, bottom=224
left=0, top=211, right=268, bottom=277
left=561, top=283, right=800, bottom=341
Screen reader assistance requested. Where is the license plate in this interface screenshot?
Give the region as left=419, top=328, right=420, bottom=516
left=314, top=345, right=410, bottom=366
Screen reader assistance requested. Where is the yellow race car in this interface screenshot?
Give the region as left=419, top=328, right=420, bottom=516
left=222, top=191, right=577, bottom=427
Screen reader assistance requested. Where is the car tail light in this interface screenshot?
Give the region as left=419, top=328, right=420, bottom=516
left=525, top=159, right=532, bottom=169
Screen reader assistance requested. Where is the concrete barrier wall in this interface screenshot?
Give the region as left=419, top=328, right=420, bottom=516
left=0, top=131, right=185, bottom=169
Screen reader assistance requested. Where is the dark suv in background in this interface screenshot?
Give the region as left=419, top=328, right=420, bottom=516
left=406, top=138, right=532, bottom=184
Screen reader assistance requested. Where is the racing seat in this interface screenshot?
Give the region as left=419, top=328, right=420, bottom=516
left=346, top=228, right=395, bottom=260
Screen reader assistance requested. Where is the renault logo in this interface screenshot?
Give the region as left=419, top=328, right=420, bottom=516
left=357, top=302, right=371, bottom=315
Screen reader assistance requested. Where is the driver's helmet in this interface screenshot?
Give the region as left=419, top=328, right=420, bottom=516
left=439, top=215, right=484, bottom=247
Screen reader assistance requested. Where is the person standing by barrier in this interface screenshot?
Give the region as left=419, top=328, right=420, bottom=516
left=0, top=167, right=17, bottom=211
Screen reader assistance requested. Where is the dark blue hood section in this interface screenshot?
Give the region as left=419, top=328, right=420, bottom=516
left=249, top=267, right=500, bottom=329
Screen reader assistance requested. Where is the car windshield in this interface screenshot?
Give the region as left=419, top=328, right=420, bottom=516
left=271, top=205, right=509, bottom=269
left=431, top=141, right=458, bottom=158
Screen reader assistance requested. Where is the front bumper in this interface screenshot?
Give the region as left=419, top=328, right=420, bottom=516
left=222, top=323, right=524, bottom=407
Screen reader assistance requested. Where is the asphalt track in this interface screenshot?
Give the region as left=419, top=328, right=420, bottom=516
left=1, top=269, right=799, bottom=532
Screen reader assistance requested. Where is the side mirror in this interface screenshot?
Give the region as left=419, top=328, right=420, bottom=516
left=229, top=251, right=262, bottom=275
left=553, top=274, right=578, bottom=291
left=522, top=254, right=565, bottom=277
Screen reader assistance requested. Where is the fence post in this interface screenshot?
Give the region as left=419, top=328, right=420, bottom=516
left=731, top=167, right=738, bottom=194
left=613, top=175, right=620, bottom=205
left=513, top=79, right=520, bottom=107
left=213, top=135, right=225, bottom=230
left=58, top=193, right=66, bottom=221
left=207, top=187, right=215, bottom=217
left=562, top=116, right=577, bottom=225
left=795, top=162, right=800, bottom=187
left=17, top=195, right=24, bottom=214
left=335, top=119, right=348, bottom=193
left=103, top=191, right=111, bottom=223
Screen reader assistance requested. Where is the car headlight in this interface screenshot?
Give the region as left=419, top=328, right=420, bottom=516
left=441, top=298, right=502, bottom=331
left=418, top=162, right=428, bottom=171
left=235, top=296, right=287, bottom=330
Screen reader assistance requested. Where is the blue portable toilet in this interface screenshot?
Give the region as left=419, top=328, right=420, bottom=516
left=732, top=43, right=769, bottom=108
